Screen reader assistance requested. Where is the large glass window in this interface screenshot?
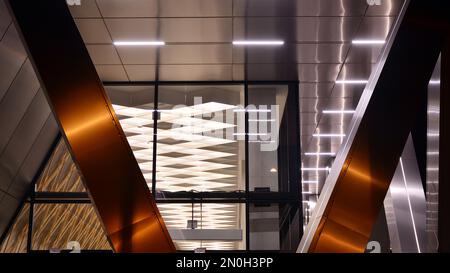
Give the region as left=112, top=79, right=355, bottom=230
left=156, top=85, right=245, bottom=193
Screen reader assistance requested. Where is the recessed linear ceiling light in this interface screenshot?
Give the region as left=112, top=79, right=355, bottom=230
left=335, top=80, right=368, bottom=84
left=232, top=40, right=284, bottom=46
left=313, top=133, right=346, bottom=138
left=322, top=110, right=356, bottom=114
left=301, top=167, right=330, bottom=171
left=113, top=41, right=165, bottom=46
left=304, top=152, right=336, bottom=156
left=302, top=180, right=319, bottom=184
left=352, top=39, right=386, bottom=45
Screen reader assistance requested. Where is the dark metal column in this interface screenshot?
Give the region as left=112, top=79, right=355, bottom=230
left=6, top=0, right=175, bottom=252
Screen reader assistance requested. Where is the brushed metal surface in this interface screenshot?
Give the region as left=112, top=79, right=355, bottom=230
left=299, top=0, right=448, bottom=252
left=385, top=135, right=427, bottom=253
left=7, top=0, right=175, bottom=252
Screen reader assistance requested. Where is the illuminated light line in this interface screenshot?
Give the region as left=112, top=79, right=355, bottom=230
left=335, top=80, right=368, bottom=85
left=301, top=167, right=330, bottom=171
left=352, top=39, right=386, bottom=45
left=302, top=180, right=319, bottom=184
left=304, top=152, right=336, bottom=156
left=313, top=133, right=346, bottom=138
left=232, top=40, right=284, bottom=46
left=113, top=41, right=165, bottom=46
left=399, top=157, right=421, bottom=253
left=322, top=110, right=356, bottom=114
left=233, top=133, right=268, bottom=136
left=233, top=109, right=271, bottom=113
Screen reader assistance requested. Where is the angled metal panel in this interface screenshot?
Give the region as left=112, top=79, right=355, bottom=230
left=6, top=0, right=175, bottom=252
left=299, top=0, right=449, bottom=253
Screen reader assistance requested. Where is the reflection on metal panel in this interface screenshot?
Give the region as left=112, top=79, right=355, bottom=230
left=6, top=0, right=174, bottom=252
left=384, top=135, right=426, bottom=253
left=426, top=56, right=440, bottom=253
left=298, top=0, right=448, bottom=253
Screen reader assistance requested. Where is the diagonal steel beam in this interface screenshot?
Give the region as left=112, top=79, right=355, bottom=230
left=6, top=0, right=175, bottom=252
left=298, top=0, right=450, bottom=253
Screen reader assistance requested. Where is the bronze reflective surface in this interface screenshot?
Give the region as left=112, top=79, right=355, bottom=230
left=6, top=0, right=175, bottom=252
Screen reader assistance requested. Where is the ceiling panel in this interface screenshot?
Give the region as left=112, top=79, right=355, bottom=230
left=346, top=44, right=384, bottom=64
left=69, top=0, right=101, bottom=18
left=298, top=64, right=341, bottom=82
left=75, top=19, right=112, bottom=43
left=297, top=44, right=350, bottom=64
left=159, top=65, right=233, bottom=81
left=95, top=65, right=128, bottom=81
left=295, top=17, right=361, bottom=42
left=104, top=18, right=158, bottom=41
left=97, top=0, right=232, bottom=18
left=116, top=46, right=157, bottom=65
left=299, top=83, right=334, bottom=98
left=352, top=16, right=396, bottom=41
left=233, top=0, right=367, bottom=17
left=161, top=18, right=232, bottom=43
left=86, top=45, right=121, bottom=64
left=336, top=63, right=375, bottom=80
left=365, top=0, right=405, bottom=16
left=124, top=65, right=156, bottom=81
left=160, top=45, right=232, bottom=64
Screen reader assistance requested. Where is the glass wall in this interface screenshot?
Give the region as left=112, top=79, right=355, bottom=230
left=1, top=82, right=300, bottom=253
left=156, top=85, right=245, bottom=193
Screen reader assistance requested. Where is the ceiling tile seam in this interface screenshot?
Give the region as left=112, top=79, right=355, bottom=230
left=94, top=0, right=131, bottom=82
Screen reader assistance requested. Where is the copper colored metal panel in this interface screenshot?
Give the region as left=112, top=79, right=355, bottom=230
left=6, top=0, right=175, bottom=252
left=299, top=0, right=449, bottom=253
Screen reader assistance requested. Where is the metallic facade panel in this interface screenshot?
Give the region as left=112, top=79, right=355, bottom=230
left=8, top=115, right=59, bottom=199
left=86, top=45, right=121, bottom=65
left=0, top=25, right=27, bottom=101
left=7, top=0, right=175, bottom=252
left=74, top=19, right=112, bottom=43
left=0, top=194, right=20, bottom=237
left=0, top=90, right=50, bottom=195
left=0, top=60, right=40, bottom=159
left=0, top=0, right=11, bottom=38
left=385, top=135, right=427, bottom=253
